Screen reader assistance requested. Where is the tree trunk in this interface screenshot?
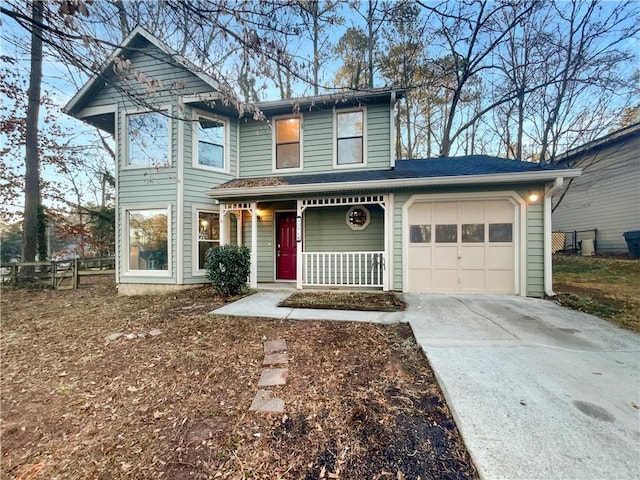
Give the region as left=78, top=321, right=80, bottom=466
left=22, top=0, right=44, bottom=262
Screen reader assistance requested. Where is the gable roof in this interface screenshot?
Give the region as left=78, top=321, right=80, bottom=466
left=210, top=156, right=581, bottom=200
left=556, top=122, right=640, bottom=165
left=63, top=26, right=227, bottom=116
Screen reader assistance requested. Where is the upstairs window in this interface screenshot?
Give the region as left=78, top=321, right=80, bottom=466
left=195, top=115, right=226, bottom=170
left=127, top=111, right=169, bottom=167
left=274, top=117, right=301, bottom=170
left=336, top=109, right=365, bottom=166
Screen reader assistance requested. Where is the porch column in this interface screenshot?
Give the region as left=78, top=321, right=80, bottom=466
left=219, top=206, right=228, bottom=246
left=383, top=196, right=390, bottom=291
left=250, top=202, right=258, bottom=288
left=296, top=200, right=303, bottom=289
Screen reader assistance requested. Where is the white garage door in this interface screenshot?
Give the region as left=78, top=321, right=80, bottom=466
left=407, top=199, right=516, bottom=293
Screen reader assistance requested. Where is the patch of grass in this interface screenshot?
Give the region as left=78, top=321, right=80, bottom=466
left=553, top=255, right=640, bottom=332
left=278, top=291, right=406, bottom=312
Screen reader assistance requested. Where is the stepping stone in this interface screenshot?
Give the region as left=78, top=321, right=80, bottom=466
left=263, top=352, right=288, bottom=366
left=249, top=389, right=284, bottom=414
left=257, top=368, right=288, bottom=387
left=264, top=339, right=287, bottom=354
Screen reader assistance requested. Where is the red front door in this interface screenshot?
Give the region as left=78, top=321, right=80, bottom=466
left=276, top=212, right=297, bottom=280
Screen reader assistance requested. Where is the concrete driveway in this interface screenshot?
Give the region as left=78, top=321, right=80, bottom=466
left=405, top=293, right=640, bottom=480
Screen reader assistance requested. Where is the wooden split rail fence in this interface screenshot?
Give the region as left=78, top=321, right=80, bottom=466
left=0, top=257, right=115, bottom=290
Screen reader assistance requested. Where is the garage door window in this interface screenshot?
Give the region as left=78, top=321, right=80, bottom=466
left=489, top=223, right=513, bottom=242
left=410, top=225, right=431, bottom=243
left=462, top=224, right=485, bottom=243
left=435, top=224, right=457, bottom=243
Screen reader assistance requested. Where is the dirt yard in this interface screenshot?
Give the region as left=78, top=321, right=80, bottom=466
left=1, top=278, right=477, bottom=480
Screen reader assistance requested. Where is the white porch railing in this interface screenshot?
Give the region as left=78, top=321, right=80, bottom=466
left=301, top=251, right=385, bottom=287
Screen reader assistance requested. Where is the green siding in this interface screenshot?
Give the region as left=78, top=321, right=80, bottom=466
left=393, top=192, right=411, bottom=291
left=305, top=206, right=384, bottom=252
left=238, top=103, right=392, bottom=178
left=526, top=203, right=545, bottom=297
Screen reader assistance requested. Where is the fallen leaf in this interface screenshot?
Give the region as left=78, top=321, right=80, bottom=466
left=153, top=410, right=163, bottom=419
left=632, top=402, right=639, bottom=410
left=319, top=465, right=326, bottom=478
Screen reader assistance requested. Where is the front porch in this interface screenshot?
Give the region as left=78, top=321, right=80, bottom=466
left=219, top=194, right=392, bottom=291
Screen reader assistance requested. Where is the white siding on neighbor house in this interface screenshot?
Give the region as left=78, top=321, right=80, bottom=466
left=552, top=135, right=640, bottom=253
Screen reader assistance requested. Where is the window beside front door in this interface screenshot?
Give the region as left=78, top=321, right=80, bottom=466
left=274, top=116, right=302, bottom=170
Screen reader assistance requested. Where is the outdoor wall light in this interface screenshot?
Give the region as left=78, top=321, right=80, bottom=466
left=528, top=192, right=540, bottom=202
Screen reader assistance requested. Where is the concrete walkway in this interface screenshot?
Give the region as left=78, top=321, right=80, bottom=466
left=212, top=292, right=640, bottom=479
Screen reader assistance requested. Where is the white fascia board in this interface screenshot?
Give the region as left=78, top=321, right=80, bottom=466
left=208, top=169, right=582, bottom=200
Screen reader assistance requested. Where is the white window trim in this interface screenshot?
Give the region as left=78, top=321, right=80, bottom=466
left=192, top=204, right=220, bottom=277
left=333, top=106, right=367, bottom=169
left=272, top=114, right=304, bottom=173
left=346, top=205, right=370, bottom=231
left=192, top=110, right=230, bottom=173
left=122, top=105, right=173, bottom=170
left=123, top=204, right=172, bottom=277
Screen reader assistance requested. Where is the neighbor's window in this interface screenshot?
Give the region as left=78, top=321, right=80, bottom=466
left=275, top=117, right=301, bottom=169
left=128, top=209, right=169, bottom=271
left=196, top=116, right=225, bottom=169
left=197, top=211, right=220, bottom=270
left=410, top=225, right=431, bottom=243
left=489, top=223, right=513, bottom=242
left=336, top=110, right=364, bottom=165
left=127, top=111, right=169, bottom=167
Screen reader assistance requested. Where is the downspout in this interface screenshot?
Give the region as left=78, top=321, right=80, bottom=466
left=390, top=90, right=396, bottom=169
left=544, top=177, right=564, bottom=297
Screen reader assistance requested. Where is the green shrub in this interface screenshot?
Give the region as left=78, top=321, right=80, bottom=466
left=205, top=245, right=250, bottom=296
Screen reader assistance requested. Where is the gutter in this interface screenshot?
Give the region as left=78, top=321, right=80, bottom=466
left=207, top=169, right=581, bottom=200
left=544, top=177, right=564, bottom=297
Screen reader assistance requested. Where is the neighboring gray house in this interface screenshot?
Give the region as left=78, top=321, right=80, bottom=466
left=553, top=122, right=640, bottom=254
left=64, top=27, right=580, bottom=297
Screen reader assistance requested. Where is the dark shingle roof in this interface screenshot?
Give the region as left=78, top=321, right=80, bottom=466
left=216, top=156, right=568, bottom=190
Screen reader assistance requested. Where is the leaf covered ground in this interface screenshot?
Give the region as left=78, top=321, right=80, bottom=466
left=279, top=291, right=406, bottom=312
left=1, top=278, right=477, bottom=479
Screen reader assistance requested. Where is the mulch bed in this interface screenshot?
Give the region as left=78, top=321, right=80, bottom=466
left=279, top=290, right=407, bottom=312
left=1, top=277, right=477, bottom=479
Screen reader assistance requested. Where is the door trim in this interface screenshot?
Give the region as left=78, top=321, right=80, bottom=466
left=402, top=191, right=526, bottom=295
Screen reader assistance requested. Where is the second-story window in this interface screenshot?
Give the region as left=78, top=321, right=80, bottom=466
left=275, top=117, right=301, bottom=169
left=196, top=116, right=226, bottom=170
left=336, top=109, right=364, bottom=165
left=127, top=111, right=169, bottom=167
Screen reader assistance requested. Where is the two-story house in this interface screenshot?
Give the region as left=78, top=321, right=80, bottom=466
left=64, top=27, right=580, bottom=297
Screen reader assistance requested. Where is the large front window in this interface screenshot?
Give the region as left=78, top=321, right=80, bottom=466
left=127, top=208, right=169, bottom=271
left=336, top=110, right=364, bottom=165
left=196, top=115, right=226, bottom=169
left=275, top=117, right=301, bottom=169
left=197, top=211, right=220, bottom=271
left=127, top=111, right=169, bottom=167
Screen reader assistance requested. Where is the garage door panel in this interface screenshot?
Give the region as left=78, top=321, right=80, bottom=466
left=431, top=269, right=458, bottom=291
left=487, top=246, right=514, bottom=269
left=432, top=246, right=458, bottom=267
left=408, top=269, right=432, bottom=292
left=408, top=245, right=432, bottom=268
left=434, top=202, right=458, bottom=223
left=487, top=270, right=514, bottom=293
left=460, top=270, right=486, bottom=292
left=486, top=200, right=514, bottom=223
left=408, top=203, right=432, bottom=224
left=460, top=246, right=485, bottom=268
left=460, top=202, right=486, bottom=223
